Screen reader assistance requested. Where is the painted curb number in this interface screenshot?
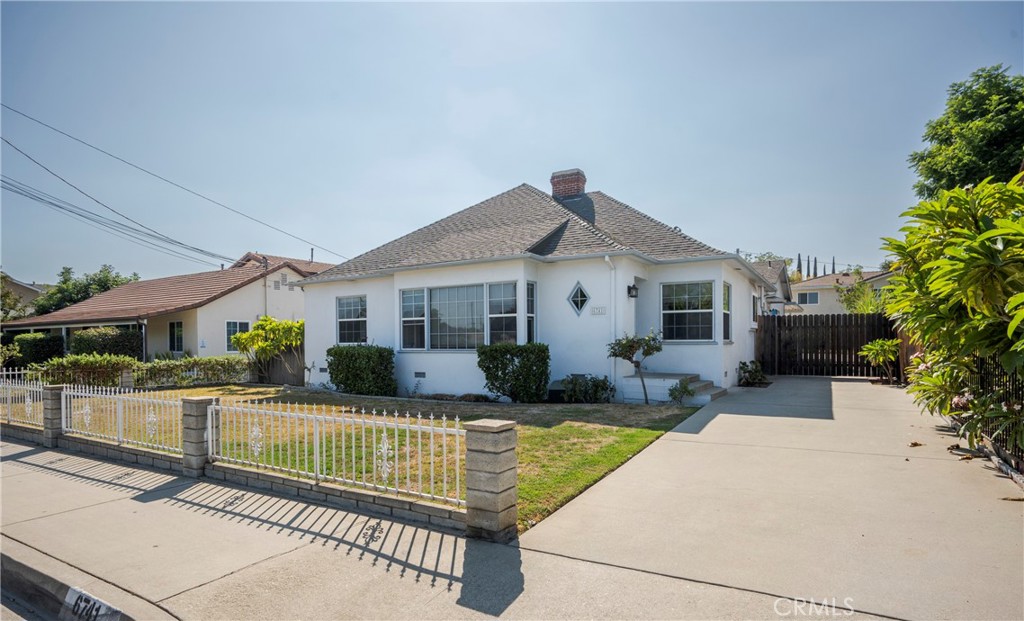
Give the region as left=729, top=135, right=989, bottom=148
left=59, top=587, right=122, bottom=621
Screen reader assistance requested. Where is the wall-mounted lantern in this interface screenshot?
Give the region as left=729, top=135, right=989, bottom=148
left=626, top=284, right=639, bottom=298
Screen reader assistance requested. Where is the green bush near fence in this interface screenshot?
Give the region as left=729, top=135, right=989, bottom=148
left=139, top=356, right=250, bottom=386
left=27, top=353, right=249, bottom=387
left=476, top=342, right=550, bottom=403
left=31, top=353, right=138, bottom=386
left=13, top=333, right=65, bottom=365
left=326, top=344, right=398, bottom=397
left=70, top=327, right=143, bottom=359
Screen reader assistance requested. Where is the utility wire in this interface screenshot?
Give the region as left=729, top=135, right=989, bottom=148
left=2, top=103, right=348, bottom=260
left=1, top=136, right=235, bottom=263
left=2, top=177, right=221, bottom=267
left=2, top=175, right=221, bottom=266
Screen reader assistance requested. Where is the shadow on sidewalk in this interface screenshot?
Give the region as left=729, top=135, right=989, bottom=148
left=3, top=439, right=525, bottom=615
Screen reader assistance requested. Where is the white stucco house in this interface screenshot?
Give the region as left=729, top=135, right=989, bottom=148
left=3, top=253, right=333, bottom=359
left=300, top=169, right=777, bottom=402
left=788, top=270, right=892, bottom=315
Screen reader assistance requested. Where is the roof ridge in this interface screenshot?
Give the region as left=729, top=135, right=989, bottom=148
left=519, top=184, right=628, bottom=251
left=587, top=190, right=727, bottom=256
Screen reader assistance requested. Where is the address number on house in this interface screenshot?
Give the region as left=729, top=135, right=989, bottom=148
left=590, top=306, right=607, bottom=316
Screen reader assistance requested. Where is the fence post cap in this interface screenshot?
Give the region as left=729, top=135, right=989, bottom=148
left=181, top=396, right=216, bottom=404
left=463, top=419, right=516, bottom=433
left=43, top=384, right=66, bottom=391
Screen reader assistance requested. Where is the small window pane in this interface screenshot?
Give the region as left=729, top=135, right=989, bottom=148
left=569, top=283, right=589, bottom=314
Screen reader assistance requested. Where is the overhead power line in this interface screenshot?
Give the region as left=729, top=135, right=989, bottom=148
left=1, top=103, right=348, bottom=260
left=1, top=136, right=235, bottom=264
left=2, top=176, right=221, bottom=268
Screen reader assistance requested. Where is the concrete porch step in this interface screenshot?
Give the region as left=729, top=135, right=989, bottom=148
left=620, top=373, right=727, bottom=406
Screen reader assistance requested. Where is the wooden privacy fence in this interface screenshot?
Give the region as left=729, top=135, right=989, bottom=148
left=757, top=313, right=896, bottom=377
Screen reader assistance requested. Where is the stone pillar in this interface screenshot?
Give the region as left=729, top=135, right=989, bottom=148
left=119, top=369, right=134, bottom=390
left=181, top=397, right=215, bottom=478
left=42, top=385, right=64, bottom=448
left=464, top=419, right=518, bottom=542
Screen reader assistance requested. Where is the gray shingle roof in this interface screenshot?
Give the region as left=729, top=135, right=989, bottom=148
left=751, top=260, right=787, bottom=284
left=304, top=183, right=727, bottom=283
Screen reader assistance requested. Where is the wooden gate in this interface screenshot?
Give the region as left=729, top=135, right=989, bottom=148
left=756, top=313, right=895, bottom=377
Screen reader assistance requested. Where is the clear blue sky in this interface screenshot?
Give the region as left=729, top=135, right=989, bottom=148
left=2, top=1, right=1021, bottom=284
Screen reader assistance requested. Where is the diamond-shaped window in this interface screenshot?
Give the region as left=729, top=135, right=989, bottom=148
left=568, top=283, right=589, bottom=315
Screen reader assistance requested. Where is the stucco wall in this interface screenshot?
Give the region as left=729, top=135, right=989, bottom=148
left=145, top=309, right=199, bottom=359
left=303, top=256, right=764, bottom=398
left=196, top=267, right=306, bottom=357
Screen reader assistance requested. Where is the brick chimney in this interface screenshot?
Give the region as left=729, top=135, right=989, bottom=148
left=550, top=169, right=586, bottom=199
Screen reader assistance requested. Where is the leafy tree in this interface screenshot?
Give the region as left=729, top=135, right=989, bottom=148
left=1, top=274, right=28, bottom=321
left=835, top=268, right=886, bottom=314
left=908, top=65, right=1024, bottom=200
left=231, top=316, right=304, bottom=382
left=607, top=330, right=663, bottom=404
left=33, top=265, right=139, bottom=316
left=741, top=251, right=791, bottom=266
left=883, top=175, right=1024, bottom=448
left=0, top=343, right=20, bottom=366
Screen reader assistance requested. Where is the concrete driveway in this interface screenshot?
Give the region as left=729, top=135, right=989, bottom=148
left=519, top=377, right=1024, bottom=621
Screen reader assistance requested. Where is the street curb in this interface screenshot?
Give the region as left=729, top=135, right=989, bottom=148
left=1, top=536, right=177, bottom=621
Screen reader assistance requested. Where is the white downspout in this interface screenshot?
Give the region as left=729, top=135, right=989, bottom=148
left=604, top=255, right=616, bottom=385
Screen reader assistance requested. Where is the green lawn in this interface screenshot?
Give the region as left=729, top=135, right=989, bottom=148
left=155, top=385, right=697, bottom=532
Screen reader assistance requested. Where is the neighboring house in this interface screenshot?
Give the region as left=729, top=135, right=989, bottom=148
left=750, top=260, right=793, bottom=315
left=2, top=253, right=333, bottom=359
left=788, top=270, right=891, bottom=315
left=1, top=272, right=49, bottom=315
left=300, top=169, right=776, bottom=401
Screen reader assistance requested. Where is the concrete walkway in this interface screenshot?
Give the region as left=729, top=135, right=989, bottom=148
left=1, top=377, right=1021, bottom=619
left=520, top=377, right=1024, bottom=620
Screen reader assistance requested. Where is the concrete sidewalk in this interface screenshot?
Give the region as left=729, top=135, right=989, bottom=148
left=2, top=436, right=870, bottom=620
left=2, top=377, right=1021, bottom=619
left=520, top=377, right=1024, bottom=621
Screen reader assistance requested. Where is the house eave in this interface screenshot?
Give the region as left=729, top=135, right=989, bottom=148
left=298, top=249, right=764, bottom=286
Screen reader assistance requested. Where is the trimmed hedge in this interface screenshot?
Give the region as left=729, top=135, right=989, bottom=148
left=476, top=342, right=550, bottom=403
left=326, top=345, right=397, bottom=397
left=29, top=354, right=249, bottom=387
left=136, top=356, right=250, bottom=387
left=70, top=327, right=143, bottom=359
left=31, top=353, right=138, bottom=386
left=13, top=333, right=65, bottom=365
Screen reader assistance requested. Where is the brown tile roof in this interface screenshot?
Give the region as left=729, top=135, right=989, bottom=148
left=304, top=184, right=726, bottom=283
left=791, top=270, right=886, bottom=290
left=4, top=254, right=325, bottom=329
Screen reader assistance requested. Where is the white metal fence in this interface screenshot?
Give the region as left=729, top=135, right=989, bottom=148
left=61, top=385, right=184, bottom=454
left=209, top=402, right=465, bottom=506
left=2, top=378, right=45, bottom=427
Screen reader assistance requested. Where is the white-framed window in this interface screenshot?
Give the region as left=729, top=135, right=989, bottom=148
left=337, top=295, right=367, bottom=344
left=273, top=280, right=281, bottom=291
left=662, top=282, right=714, bottom=341
left=430, top=285, right=485, bottom=349
left=527, top=282, right=537, bottom=343
left=568, top=282, right=589, bottom=315
left=226, top=320, right=250, bottom=352
left=400, top=282, right=534, bottom=350
left=488, top=282, right=517, bottom=344
left=723, top=283, right=732, bottom=341
left=168, top=321, right=184, bottom=352
left=280, top=273, right=288, bottom=285
left=401, top=289, right=426, bottom=349
left=798, top=292, right=819, bottom=305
